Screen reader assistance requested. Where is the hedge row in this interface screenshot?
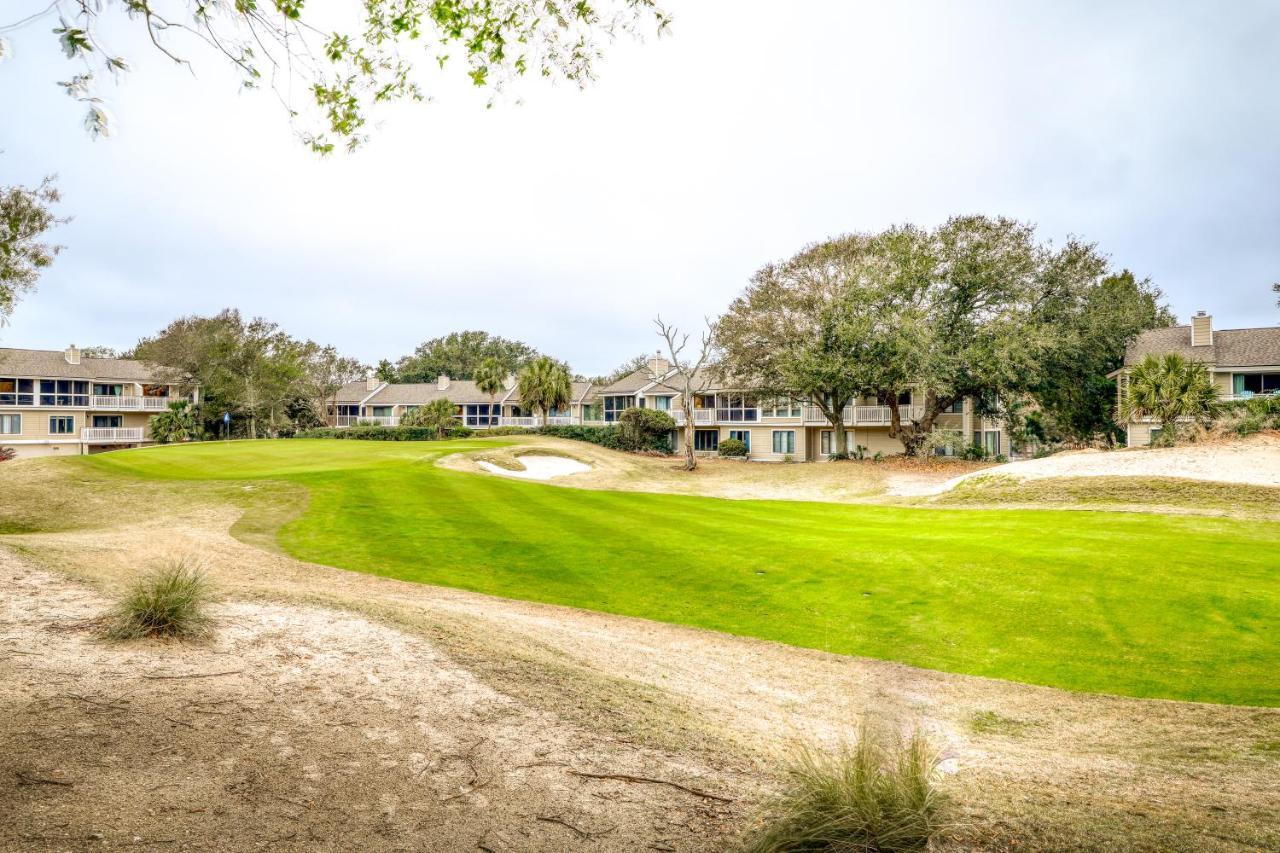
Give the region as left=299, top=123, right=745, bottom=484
left=534, top=424, right=671, bottom=454
left=296, top=425, right=475, bottom=441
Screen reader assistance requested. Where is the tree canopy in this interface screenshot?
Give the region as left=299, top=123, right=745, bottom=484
left=0, top=178, right=64, bottom=325
left=3, top=0, right=669, bottom=151
left=718, top=216, right=1172, bottom=455
left=130, top=309, right=364, bottom=438
left=395, top=330, right=543, bottom=382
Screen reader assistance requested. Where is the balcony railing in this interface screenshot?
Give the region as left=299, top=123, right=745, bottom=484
left=801, top=405, right=926, bottom=426
left=334, top=415, right=399, bottom=427
left=498, top=416, right=541, bottom=428
left=82, top=427, right=145, bottom=442
left=90, top=395, right=174, bottom=411
left=544, top=415, right=577, bottom=426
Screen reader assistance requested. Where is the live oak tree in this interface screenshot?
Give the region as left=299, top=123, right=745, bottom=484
left=396, top=331, right=542, bottom=383
left=2, top=0, right=670, bottom=151
left=0, top=178, right=64, bottom=324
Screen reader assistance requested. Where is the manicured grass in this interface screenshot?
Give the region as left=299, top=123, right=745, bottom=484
left=86, top=440, right=1280, bottom=705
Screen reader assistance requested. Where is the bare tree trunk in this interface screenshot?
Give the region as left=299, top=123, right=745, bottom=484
left=682, top=399, right=696, bottom=470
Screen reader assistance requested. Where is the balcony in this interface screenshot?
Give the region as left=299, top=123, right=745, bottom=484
left=82, top=427, right=145, bottom=443
left=90, top=395, right=174, bottom=411
left=334, top=415, right=399, bottom=427
left=801, top=405, right=925, bottom=426
left=498, top=416, right=542, bottom=428
left=671, top=409, right=716, bottom=426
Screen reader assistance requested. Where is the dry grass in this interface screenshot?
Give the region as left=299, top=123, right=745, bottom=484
left=743, top=726, right=948, bottom=853
left=104, top=559, right=212, bottom=640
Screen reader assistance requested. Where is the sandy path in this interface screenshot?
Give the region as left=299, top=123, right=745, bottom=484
left=0, top=552, right=746, bottom=852
left=926, top=434, right=1280, bottom=495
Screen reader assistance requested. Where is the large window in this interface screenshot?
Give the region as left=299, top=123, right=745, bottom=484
left=92, top=415, right=123, bottom=428
left=93, top=383, right=123, bottom=397
left=0, top=414, right=20, bottom=434
left=0, top=378, right=35, bottom=406
left=715, top=393, right=758, bottom=422
left=693, top=429, right=719, bottom=451
left=772, top=430, right=796, bottom=455
left=651, top=395, right=672, bottom=411
left=762, top=398, right=802, bottom=418
left=602, top=396, right=635, bottom=422
left=49, top=416, right=75, bottom=434
left=973, top=430, right=1000, bottom=456
left=945, top=399, right=964, bottom=414
left=820, top=430, right=854, bottom=456
left=580, top=404, right=602, bottom=422
left=463, top=403, right=498, bottom=426
left=1234, top=373, right=1280, bottom=395
left=39, top=380, right=89, bottom=407
left=727, top=429, right=751, bottom=452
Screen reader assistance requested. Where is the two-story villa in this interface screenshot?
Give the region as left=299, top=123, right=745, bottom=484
left=332, top=354, right=1007, bottom=461
left=1114, top=312, right=1280, bottom=446
left=0, top=346, right=196, bottom=458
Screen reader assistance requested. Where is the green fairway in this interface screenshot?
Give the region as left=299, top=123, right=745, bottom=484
left=86, top=439, right=1280, bottom=706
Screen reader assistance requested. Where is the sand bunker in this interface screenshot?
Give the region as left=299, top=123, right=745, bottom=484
left=477, top=454, right=592, bottom=480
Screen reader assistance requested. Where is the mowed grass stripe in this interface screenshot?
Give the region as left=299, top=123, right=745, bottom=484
left=86, top=440, right=1280, bottom=705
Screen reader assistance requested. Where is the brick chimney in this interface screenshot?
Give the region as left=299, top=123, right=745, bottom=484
left=647, top=352, right=670, bottom=378
left=1191, top=311, right=1213, bottom=347
left=365, top=375, right=379, bottom=391
left=64, top=344, right=80, bottom=365
left=437, top=374, right=450, bottom=391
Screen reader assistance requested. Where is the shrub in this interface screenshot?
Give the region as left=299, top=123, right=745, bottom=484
left=487, top=425, right=535, bottom=436
left=0, top=447, right=15, bottom=462
left=618, top=406, right=676, bottom=452
left=106, top=560, right=211, bottom=641
left=743, top=727, right=947, bottom=853
left=718, top=437, right=748, bottom=457
left=1215, top=394, right=1280, bottom=437
left=536, top=421, right=672, bottom=454
left=148, top=400, right=203, bottom=444
left=296, top=425, right=467, bottom=441
left=919, top=431, right=968, bottom=458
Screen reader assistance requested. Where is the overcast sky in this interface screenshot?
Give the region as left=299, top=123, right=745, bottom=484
left=2, top=1, right=1278, bottom=376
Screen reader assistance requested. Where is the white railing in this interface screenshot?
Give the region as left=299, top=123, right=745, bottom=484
left=1221, top=391, right=1279, bottom=402
left=499, top=416, right=541, bottom=428
left=544, top=416, right=577, bottom=426
left=82, top=427, right=145, bottom=442
left=90, top=395, right=174, bottom=411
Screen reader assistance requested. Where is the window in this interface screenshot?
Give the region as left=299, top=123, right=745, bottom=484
left=772, top=430, right=796, bottom=455
left=1148, top=427, right=1162, bottom=446
left=0, top=378, right=34, bottom=406
left=715, top=393, right=758, bottom=422
left=693, top=429, right=719, bottom=451
left=93, top=383, right=122, bottom=397
left=946, top=399, right=964, bottom=414
left=40, top=380, right=89, bottom=407
left=0, top=414, right=20, bottom=434
left=49, top=416, right=74, bottom=435
left=92, top=415, right=122, bottom=428
left=983, top=430, right=1000, bottom=456
left=581, top=403, right=602, bottom=422
left=463, top=403, right=498, bottom=426
left=728, top=429, right=751, bottom=452
left=652, top=395, right=672, bottom=411
left=763, top=398, right=802, bottom=418
left=1234, top=373, right=1280, bottom=395
left=603, top=395, right=635, bottom=422
left=820, top=430, right=854, bottom=455
left=370, top=406, right=393, bottom=418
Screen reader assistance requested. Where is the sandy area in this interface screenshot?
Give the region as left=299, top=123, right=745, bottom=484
left=3, top=449, right=1279, bottom=850
left=926, top=434, right=1280, bottom=495
left=477, top=454, right=592, bottom=481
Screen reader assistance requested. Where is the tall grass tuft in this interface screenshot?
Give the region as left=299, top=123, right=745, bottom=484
left=105, top=560, right=212, bottom=641
left=743, top=725, right=948, bottom=853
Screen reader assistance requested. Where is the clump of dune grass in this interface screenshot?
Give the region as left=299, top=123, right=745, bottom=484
left=743, top=725, right=948, bottom=853
left=105, top=560, right=212, bottom=641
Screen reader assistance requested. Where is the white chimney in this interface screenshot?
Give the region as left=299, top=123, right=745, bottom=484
left=437, top=374, right=450, bottom=391
left=64, top=344, right=80, bottom=365
left=1191, top=311, right=1213, bottom=347
left=365, top=376, right=379, bottom=391
left=503, top=373, right=516, bottom=390
left=647, top=351, right=670, bottom=378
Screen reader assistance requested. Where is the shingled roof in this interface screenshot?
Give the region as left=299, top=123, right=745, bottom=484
left=0, top=347, right=171, bottom=382
left=1124, top=325, right=1280, bottom=368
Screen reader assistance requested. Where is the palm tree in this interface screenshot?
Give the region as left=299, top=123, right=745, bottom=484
left=473, top=356, right=507, bottom=427
left=149, top=400, right=202, bottom=443
left=1118, top=353, right=1218, bottom=445
left=516, top=356, right=572, bottom=424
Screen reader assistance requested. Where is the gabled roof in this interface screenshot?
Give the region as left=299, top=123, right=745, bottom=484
left=1124, top=325, right=1280, bottom=368
left=0, top=347, right=170, bottom=383
left=334, top=380, right=375, bottom=403
left=366, top=380, right=496, bottom=405
left=597, top=367, right=672, bottom=395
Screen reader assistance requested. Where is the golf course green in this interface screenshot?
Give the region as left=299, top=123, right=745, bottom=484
left=87, top=439, right=1280, bottom=706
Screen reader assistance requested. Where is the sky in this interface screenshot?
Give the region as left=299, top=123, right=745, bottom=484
left=2, top=0, right=1279, bottom=377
